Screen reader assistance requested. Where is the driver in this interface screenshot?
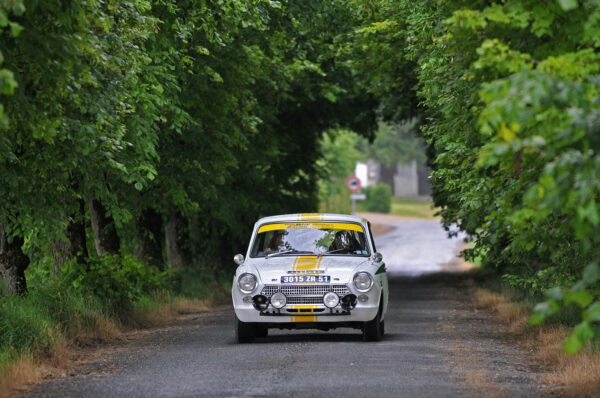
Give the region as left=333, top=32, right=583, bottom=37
left=264, top=231, right=285, bottom=254
left=329, top=230, right=356, bottom=252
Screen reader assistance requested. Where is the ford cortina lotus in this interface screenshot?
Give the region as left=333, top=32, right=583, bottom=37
left=232, top=213, right=388, bottom=343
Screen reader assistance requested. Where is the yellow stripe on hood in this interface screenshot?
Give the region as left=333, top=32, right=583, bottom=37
left=295, top=256, right=320, bottom=271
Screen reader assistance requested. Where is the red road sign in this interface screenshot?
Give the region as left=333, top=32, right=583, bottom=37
left=346, top=175, right=361, bottom=192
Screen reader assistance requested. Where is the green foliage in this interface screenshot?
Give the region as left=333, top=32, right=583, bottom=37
left=169, top=268, right=231, bottom=303
left=351, top=0, right=600, bottom=352
left=365, top=120, right=425, bottom=168
left=0, top=0, right=377, bottom=279
left=0, top=0, right=24, bottom=128
left=60, top=255, right=167, bottom=311
left=0, top=294, right=56, bottom=360
left=0, top=281, right=109, bottom=363
left=355, top=0, right=600, bottom=352
left=363, top=184, right=392, bottom=213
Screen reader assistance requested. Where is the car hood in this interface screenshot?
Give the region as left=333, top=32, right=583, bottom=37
left=252, top=255, right=370, bottom=284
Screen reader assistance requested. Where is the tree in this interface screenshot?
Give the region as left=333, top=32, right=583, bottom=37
left=365, top=120, right=425, bottom=168
left=356, top=0, right=600, bottom=352
left=0, top=1, right=160, bottom=292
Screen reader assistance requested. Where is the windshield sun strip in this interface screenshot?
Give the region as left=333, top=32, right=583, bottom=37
left=257, top=222, right=364, bottom=234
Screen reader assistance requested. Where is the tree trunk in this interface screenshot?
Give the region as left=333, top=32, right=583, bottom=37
left=51, top=199, right=89, bottom=276
left=67, top=198, right=89, bottom=264
left=165, top=210, right=184, bottom=269
left=0, top=224, right=30, bottom=296
left=210, top=216, right=224, bottom=271
left=135, top=208, right=164, bottom=269
left=87, top=196, right=120, bottom=256
left=50, top=239, right=71, bottom=277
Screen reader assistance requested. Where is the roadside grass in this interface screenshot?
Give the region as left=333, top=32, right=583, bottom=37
left=0, top=271, right=230, bottom=397
left=390, top=198, right=439, bottom=219
left=124, top=291, right=212, bottom=328
left=472, top=285, right=600, bottom=397
left=356, top=197, right=439, bottom=219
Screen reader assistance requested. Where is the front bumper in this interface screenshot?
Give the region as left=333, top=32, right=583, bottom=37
left=232, top=282, right=381, bottom=323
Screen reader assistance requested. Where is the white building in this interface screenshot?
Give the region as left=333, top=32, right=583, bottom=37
left=355, top=159, right=431, bottom=198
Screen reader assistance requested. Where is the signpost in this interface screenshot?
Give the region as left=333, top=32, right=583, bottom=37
left=346, top=176, right=364, bottom=214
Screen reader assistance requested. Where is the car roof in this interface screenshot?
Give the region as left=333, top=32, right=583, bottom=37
left=255, top=213, right=368, bottom=225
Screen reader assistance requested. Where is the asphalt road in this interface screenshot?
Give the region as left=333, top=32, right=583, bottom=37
left=24, top=217, right=553, bottom=398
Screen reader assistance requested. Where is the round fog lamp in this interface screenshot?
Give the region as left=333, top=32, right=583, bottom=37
left=270, top=292, right=287, bottom=309
left=323, top=292, right=340, bottom=308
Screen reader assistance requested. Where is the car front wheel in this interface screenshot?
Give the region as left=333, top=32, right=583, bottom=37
left=235, top=315, right=255, bottom=343
left=255, top=326, right=268, bottom=338
left=363, top=296, right=384, bottom=342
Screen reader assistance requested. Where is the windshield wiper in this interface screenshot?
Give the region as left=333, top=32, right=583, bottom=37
left=320, top=248, right=348, bottom=255
left=266, top=250, right=313, bottom=258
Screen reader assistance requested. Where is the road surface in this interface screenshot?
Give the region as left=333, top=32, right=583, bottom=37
left=24, top=216, right=552, bottom=397
left=361, top=213, right=467, bottom=275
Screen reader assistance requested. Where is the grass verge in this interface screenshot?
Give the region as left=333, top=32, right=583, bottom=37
left=390, top=198, right=439, bottom=219
left=472, top=286, right=600, bottom=397
left=0, top=273, right=230, bottom=397
left=356, top=197, right=439, bottom=219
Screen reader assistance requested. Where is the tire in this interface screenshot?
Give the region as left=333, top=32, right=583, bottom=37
left=255, top=326, right=268, bottom=338
left=235, top=315, right=255, bottom=343
left=363, top=296, right=384, bottom=342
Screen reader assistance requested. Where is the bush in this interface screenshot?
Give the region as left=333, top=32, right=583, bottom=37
left=169, top=267, right=231, bottom=303
left=363, top=184, right=392, bottom=213
left=0, top=296, right=57, bottom=360
left=0, top=282, right=109, bottom=362
left=60, top=254, right=169, bottom=312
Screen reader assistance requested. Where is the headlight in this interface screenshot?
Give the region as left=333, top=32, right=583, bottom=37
left=323, top=292, right=340, bottom=308
left=353, top=272, right=373, bottom=292
left=270, top=292, right=287, bottom=309
left=238, top=273, right=257, bottom=293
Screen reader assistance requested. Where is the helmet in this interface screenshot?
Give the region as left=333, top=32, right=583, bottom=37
left=333, top=230, right=353, bottom=250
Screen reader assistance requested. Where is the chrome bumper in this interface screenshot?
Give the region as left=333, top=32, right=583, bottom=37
left=232, top=282, right=382, bottom=323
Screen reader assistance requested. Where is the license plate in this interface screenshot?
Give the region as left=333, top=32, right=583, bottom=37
left=281, top=275, right=330, bottom=284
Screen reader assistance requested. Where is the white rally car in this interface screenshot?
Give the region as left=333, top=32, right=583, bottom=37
left=232, top=213, right=388, bottom=343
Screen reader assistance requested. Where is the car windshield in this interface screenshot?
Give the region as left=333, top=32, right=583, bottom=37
left=250, top=222, right=370, bottom=258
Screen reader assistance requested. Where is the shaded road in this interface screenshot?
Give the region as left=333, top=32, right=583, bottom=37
left=25, top=217, right=552, bottom=397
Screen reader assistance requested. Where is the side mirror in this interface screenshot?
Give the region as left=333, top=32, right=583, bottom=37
left=373, top=252, right=383, bottom=263
left=234, top=254, right=245, bottom=265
